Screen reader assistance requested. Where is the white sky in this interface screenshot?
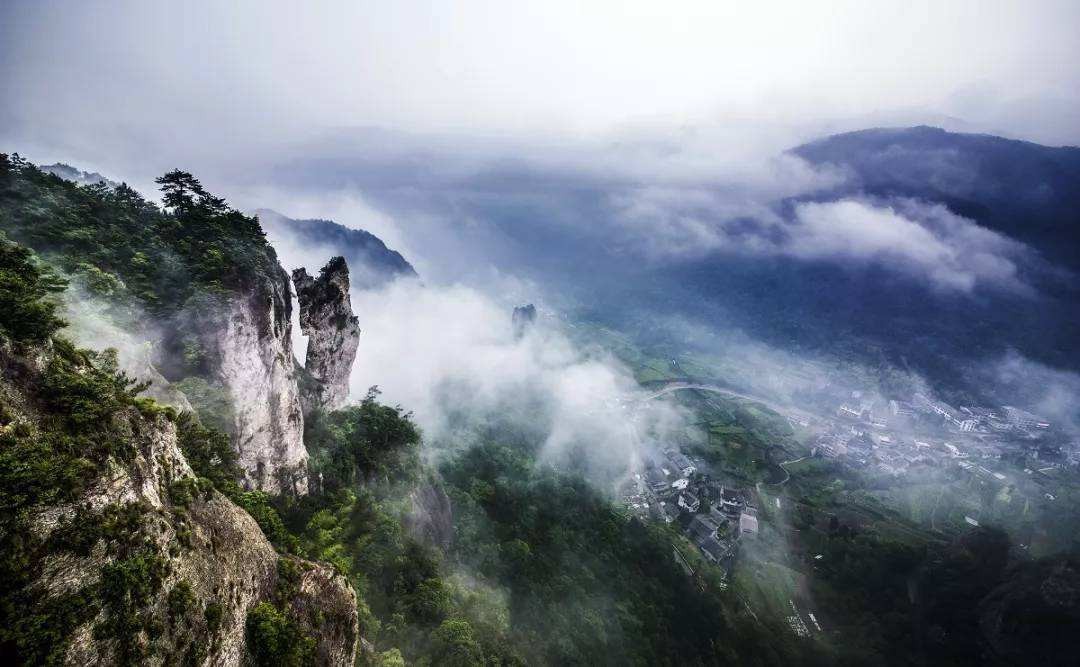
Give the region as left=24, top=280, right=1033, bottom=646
left=2, top=0, right=1078, bottom=168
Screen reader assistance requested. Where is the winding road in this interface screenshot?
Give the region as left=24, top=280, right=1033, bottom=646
left=639, top=381, right=818, bottom=424
left=639, top=380, right=820, bottom=486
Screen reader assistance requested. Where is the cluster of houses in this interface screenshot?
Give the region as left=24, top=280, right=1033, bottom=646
left=813, top=422, right=1013, bottom=477
left=813, top=394, right=1075, bottom=491
left=803, top=380, right=1072, bottom=479
left=810, top=375, right=1056, bottom=438
left=867, top=393, right=1052, bottom=435
left=622, top=449, right=759, bottom=567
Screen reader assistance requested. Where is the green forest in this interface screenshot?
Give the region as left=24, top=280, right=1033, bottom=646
left=2, top=156, right=1077, bottom=665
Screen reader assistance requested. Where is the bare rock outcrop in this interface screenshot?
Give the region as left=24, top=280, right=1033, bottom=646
left=512, top=303, right=537, bottom=340
left=405, top=479, right=454, bottom=551
left=2, top=347, right=357, bottom=666
left=196, top=264, right=308, bottom=494
left=292, top=257, right=361, bottom=414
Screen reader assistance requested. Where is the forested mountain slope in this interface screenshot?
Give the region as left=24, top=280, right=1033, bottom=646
left=0, top=155, right=831, bottom=666
left=792, top=126, right=1080, bottom=269
left=256, top=208, right=416, bottom=290
left=0, top=232, right=357, bottom=665
left=0, top=156, right=308, bottom=492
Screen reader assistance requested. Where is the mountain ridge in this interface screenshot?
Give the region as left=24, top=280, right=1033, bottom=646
left=791, top=125, right=1080, bottom=269
left=255, top=208, right=416, bottom=290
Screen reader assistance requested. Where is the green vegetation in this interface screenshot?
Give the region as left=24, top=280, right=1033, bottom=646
left=204, top=602, right=224, bottom=636
left=271, top=394, right=831, bottom=665
left=0, top=232, right=68, bottom=344
left=0, top=326, right=164, bottom=663
left=0, top=154, right=292, bottom=401
left=246, top=602, right=317, bottom=667
left=6, top=152, right=1074, bottom=664
left=176, top=412, right=241, bottom=492
left=0, top=235, right=214, bottom=663
left=95, top=550, right=170, bottom=664
left=305, top=387, right=422, bottom=491
left=244, top=559, right=319, bottom=666
left=235, top=491, right=301, bottom=553
left=429, top=618, right=485, bottom=666
left=167, top=581, right=195, bottom=622
left=173, top=376, right=235, bottom=435
left=443, top=439, right=758, bottom=665
left=0, top=154, right=278, bottom=315
left=0, top=239, right=135, bottom=661
left=670, top=390, right=795, bottom=483
left=0, top=165, right=339, bottom=664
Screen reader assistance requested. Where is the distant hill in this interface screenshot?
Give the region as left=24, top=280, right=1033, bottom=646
left=584, top=128, right=1080, bottom=400
left=39, top=162, right=120, bottom=189
left=254, top=208, right=416, bottom=289
left=792, top=126, right=1080, bottom=269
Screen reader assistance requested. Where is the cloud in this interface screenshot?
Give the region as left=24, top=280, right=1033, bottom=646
left=57, top=280, right=196, bottom=411
left=4, top=0, right=1080, bottom=166
left=605, top=189, right=1033, bottom=293
left=981, top=351, right=1080, bottom=434
left=240, top=127, right=1040, bottom=305
left=788, top=199, right=1029, bottom=293
left=342, top=278, right=688, bottom=481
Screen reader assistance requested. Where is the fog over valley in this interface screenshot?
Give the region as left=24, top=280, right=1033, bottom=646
left=2, top=2, right=1079, bottom=665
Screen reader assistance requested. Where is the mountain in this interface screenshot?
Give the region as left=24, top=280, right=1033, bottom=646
left=0, top=205, right=358, bottom=663
left=791, top=126, right=1080, bottom=269
left=39, top=162, right=120, bottom=189
left=0, top=155, right=826, bottom=666
left=2, top=159, right=311, bottom=493
left=254, top=208, right=416, bottom=289
left=635, top=128, right=1080, bottom=396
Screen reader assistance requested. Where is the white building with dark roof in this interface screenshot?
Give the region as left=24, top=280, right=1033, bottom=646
left=678, top=492, right=701, bottom=513
left=738, top=512, right=759, bottom=536
left=666, top=452, right=696, bottom=477
left=1002, top=406, right=1050, bottom=430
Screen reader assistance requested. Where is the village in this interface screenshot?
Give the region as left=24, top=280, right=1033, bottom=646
left=618, top=376, right=1075, bottom=595
left=810, top=387, right=1074, bottom=497
left=620, top=447, right=759, bottom=575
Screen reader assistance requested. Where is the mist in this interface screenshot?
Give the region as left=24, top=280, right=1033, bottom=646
left=4, top=4, right=1080, bottom=663
left=337, top=277, right=691, bottom=484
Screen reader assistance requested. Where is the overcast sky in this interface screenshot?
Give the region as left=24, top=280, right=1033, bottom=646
left=3, top=1, right=1077, bottom=422
left=2, top=0, right=1078, bottom=179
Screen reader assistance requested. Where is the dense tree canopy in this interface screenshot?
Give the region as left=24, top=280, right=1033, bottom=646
left=0, top=234, right=67, bottom=344
left=0, top=154, right=278, bottom=315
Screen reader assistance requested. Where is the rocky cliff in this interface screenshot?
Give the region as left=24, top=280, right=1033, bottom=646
left=404, top=480, right=454, bottom=550
left=197, top=265, right=308, bottom=495
left=0, top=343, right=357, bottom=666
left=292, top=257, right=361, bottom=413
left=512, top=304, right=537, bottom=340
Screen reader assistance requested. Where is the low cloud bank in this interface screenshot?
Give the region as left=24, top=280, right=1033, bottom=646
left=345, top=278, right=687, bottom=481
left=788, top=199, right=1030, bottom=293
left=611, top=191, right=1033, bottom=293
left=248, top=126, right=1045, bottom=298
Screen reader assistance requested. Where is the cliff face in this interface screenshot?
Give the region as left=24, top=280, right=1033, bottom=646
left=512, top=304, right=537, bottom=340
left=404, top=480, right=454, bottom=551
left=2, top=347, right=357, bottom=666
left=292, top=257, right=361, bottom=413
left=199, top=265, right=308, bottom=494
